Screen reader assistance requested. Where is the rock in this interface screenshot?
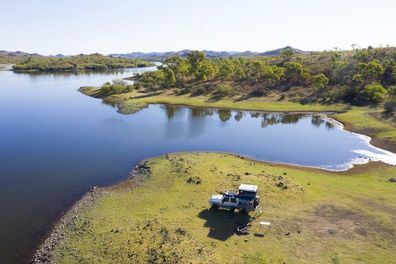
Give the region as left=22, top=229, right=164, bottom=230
left=187, top=176, right=202, bottom=184
left=276, top=182, right=288, bottom=189
left=134, top=161, right=151, bottom=176
left=327, top=229, right=337, bottom=235
left=175, top=227, right=187, bottom=236
left=388, top=178, right=396, bottom=183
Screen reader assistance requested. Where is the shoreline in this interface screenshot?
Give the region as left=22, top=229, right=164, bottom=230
left=30, top=150, right=394, bottom=263
left=31, top=93, right=396, bottom=262
left=31, top=160, right=152, bottom=263
left=32, top=187, right=105, bottom=263
left=330, top=113, right=396, bottom=153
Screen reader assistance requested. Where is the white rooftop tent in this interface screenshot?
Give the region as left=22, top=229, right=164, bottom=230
left=238, top=184, right=258, bottom=193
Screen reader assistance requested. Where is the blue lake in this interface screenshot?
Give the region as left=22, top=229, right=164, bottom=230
left=0, top=67, right=395, bottom=263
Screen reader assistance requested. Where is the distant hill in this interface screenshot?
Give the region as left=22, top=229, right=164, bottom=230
left=1, top=47, right=307, bottom=64
left=111, top=47, right=306, bottom=60
left=0, top=50, right=44, bottom=64
left=258, top=46, right=307, bottom=56
left=0, top=50, right=42, bottom=57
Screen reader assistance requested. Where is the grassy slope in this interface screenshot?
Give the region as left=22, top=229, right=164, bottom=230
left=80, top=87, right=348, bottom=113
left=334, top=107, right=396, bottom=143
left=52, top=153, right=396, bottom=264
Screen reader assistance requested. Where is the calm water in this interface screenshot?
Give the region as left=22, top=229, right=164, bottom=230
left=0, top=68, right=395, bottom=263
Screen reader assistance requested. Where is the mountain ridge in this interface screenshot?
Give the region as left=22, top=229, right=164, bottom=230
left=111, top=46, right=307, bottom=60
left=0, top=46, right=307, bottom=61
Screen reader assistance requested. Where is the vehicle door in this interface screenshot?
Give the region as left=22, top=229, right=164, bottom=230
left=223, top=196, right=237, bottom=208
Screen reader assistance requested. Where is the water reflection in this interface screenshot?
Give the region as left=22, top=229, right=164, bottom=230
left=191, top=108, right=214, bottom=118
left=234, top=111, right=243, bottom=122
left=160, top=105, right=334, bottom=130
left=162, top=105, right=182, bottom=119
left=325, top=121, right=335, bottom=129
left=311, top=115, right=325, bottom=127
left=218, top=109, right=232, bottom=122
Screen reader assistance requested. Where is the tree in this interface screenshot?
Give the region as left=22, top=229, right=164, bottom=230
left=164, top=56, right=189, bottom=85
left=360, top=60, right=385, bottom=82
left=284, top=61, right=304, bottom=83
left=330, top=51, right=348, bottom=81
left=187, top=51, right=205, bottom=77
left=219, top=59, right=234, bottom=80
left=197, top=60, right=218, bottom=81
left=314, top=73, right=329, bottom=89
left=353, top=49, right=369, bottom=62
left=256, top=64, right=284, bottom=86
left=359, top=83, right=388, bottom=104
left=280, top=47, right=294, bottom=60
left=384, top=85, right=396, bottom=113
left=162, top=67, right=176, bottom=87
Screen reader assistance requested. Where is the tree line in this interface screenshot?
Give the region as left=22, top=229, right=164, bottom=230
left=12, top=54, right=153, bottom=72
left=132, top=48, right=394, bottom=106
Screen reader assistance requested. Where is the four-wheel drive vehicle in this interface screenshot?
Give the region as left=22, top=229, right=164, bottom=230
left=209, top=184, right=259, bottom=212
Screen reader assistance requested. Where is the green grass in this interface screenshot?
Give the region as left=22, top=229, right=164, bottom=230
left=128, top=94, right=347, bottom=112
left=52, top=153, right=396, bottom=264
left=334, top=107, right=396, bottom=143
left=80, top=87, right=348, bottom=112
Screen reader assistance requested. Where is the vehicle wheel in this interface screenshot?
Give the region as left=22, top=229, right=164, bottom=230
left=230, top=208, right=236, bottom=213
left=211, top=204, right=219, bottom=209
left=240, top=208, right=248, bottom=214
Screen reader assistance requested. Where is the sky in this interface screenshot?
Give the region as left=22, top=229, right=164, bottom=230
left=1, top=0, right=395, bottom=55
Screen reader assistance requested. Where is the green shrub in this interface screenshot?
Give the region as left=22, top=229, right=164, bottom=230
left=216, top=84, right=233, bottom=96
left=359, top=83, right=388, bottom=104
left=384, top=85, right=396, bottom=113
left=384, top=99, right=396, bottom=113
left=99, top=79, right=133, bottom=95
left=313, top=73, right=329, bottom=89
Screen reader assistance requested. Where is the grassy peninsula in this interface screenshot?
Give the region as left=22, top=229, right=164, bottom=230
left=35, top=152, right=396, bottom=263
left=12, top=54, right=153, bottom=72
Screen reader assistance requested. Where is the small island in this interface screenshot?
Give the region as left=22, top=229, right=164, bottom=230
left=10, top=54, right=154, bottom=72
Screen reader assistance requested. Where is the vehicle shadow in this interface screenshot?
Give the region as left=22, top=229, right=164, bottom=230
left=198, top=208, right=251, bottom=241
